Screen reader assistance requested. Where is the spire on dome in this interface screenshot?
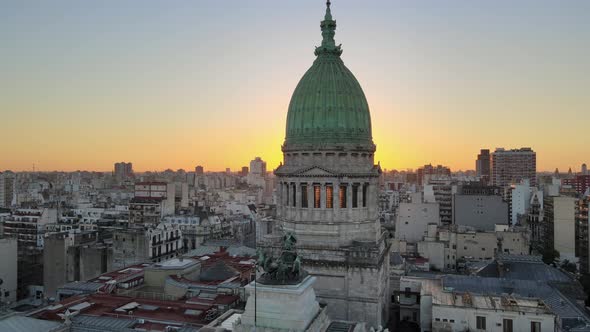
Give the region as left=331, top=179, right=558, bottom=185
left=315, top=0, right=342, bottom=56
left=325, top=0, right=332, bottom=20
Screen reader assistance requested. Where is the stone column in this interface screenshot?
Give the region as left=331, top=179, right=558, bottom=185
left=292, top=182, right=297, bottom=208
left=347, top=182, right=353, bottom=218
left=283, top=182, right=288, bottom=206
left=296, top=181, right=302, bottom=209
left=320, top=182, right=326, bottom=210
left=359, top=182, right=364, bottom=209
left=307, top=182, right=313, bottom=209
left=287, top=182, right=293, bottom=207
left=334, top=181, right=340, bottom=217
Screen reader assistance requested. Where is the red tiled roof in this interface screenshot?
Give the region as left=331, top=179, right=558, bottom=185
left=36, top=293, right=215, bottom=325
left=89, top=264, right=147, bottom=284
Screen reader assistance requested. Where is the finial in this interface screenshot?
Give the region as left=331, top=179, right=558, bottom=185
left=315, top=0, right=342, bottom=56
left=324, top=0, right=332, bottom=20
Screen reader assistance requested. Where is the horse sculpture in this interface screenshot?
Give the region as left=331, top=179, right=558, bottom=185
left=256, top=233, right=306, bottom=285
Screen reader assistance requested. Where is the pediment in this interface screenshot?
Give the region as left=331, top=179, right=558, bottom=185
left=295, top=166, right=336, bottom=176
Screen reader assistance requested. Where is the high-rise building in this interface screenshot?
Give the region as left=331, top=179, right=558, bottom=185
left=267, top=2, right=389, bottom=324
left=453, top=185, right=509, bottom=231
left=0, top=237, right=17, bottom=303
left=582, top=163, right=588, bottom=176
left=240, top=166, right=249, bottom=177
left=490, top=147, right=537, bottom=187
left=195, top=165, right=204, bottom=175
left=511, top=179, right=532, bottom=225
left=576, top=195, right=589, bottom=274
left=2, top=208, right=57, bottom=299
left=476, top=149, right=491, bottom=183
left=129, top=182, right=175, bottom=224
left=543, top=195, right=577, bottom=263
left=562, top=175, right=590, bottom=194
left=417, top=164, right=451, bottom=185
left=113, top=162, right=133, bottom=180
left=247, top=157, right=267, bottom=187
left=424, top=179, right=458, bottom=225
left=249, top=157, right=266, bottom=176
left=0, top=171, right=15, bottom=208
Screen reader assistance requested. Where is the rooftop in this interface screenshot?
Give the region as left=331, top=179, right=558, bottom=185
left=151, top=258, right=198, bottom=270
left=35, top=293, right=215, bottom=328
left=433, top=291, right=553, bottom=315
left=0, top=315, right=62, bottom=332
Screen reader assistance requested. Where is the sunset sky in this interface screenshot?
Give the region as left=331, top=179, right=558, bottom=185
left=1, top=0, right=589, bottom=172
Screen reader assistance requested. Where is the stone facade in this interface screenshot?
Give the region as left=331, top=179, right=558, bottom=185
left=238, top=276, right=326, bottom=332
left=112, top=223, right=183, bottom=269
left=43, top=231, right=112, bottom=298
left=261, top=2, right=390, bottom=325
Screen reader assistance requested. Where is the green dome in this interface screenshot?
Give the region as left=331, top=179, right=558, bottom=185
left=284, top=2, right=373, bottom=149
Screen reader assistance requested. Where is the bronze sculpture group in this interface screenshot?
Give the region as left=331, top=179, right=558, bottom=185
left=256, top=233, right=306, bottom=285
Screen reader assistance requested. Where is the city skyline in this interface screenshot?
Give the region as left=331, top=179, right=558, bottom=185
left=2, top=0, right=589, bottom=172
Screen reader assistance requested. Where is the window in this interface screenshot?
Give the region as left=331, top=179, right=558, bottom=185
left=531, top=322, right=541, bottom=332
left=326, top=185, right=333, bottom=208
left=339, top=185, right=347, bottom=208
left=503, top=319, right=513, bottom=332
left=314, top=185, right=321, bottom=208
left=301, top=184, right=308, bottom=208
left=476, top=316, right=486, bottom=330
left=292, top=183, right=296, bottom=207
left=352, top=184, right=359, bottom=208
left=435, top=318, right=441, bottom=322
left=450, top=319, right=455, bottom=323
left=362, top=183, right=368, bottom=207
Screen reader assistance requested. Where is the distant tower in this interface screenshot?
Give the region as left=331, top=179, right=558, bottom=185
left=241, top=166, right=249, bottom=177
left=195, top=165, right=204, bottom=175
left=114, top=162, right=133, bottom=180
left=582, top=163, right=588, bottom=175
left=490, top=148, right=536, bottom=187
left=475, top=149, right=491, bottom=183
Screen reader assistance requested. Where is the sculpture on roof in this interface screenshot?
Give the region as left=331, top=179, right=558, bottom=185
left=256, top=232, right=306, bottom=285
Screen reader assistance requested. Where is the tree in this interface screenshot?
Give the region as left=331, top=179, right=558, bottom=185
left=560, top=260, right=577, bottom=273
left=542, top=248, right=559, bottom=265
